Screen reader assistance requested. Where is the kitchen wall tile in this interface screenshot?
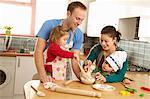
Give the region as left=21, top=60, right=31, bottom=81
left=0, top=36, right=37, bottom=52
left=139, top=42, right=145, bottom=48
left=119, top=39, right=150, bottom=69
left=139, top=48, right=145, bottom=54
left=144, top=43, right=150, bottom=49
left=144, top=49, right=150, bottom=55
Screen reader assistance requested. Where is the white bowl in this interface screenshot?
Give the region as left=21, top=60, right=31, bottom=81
left=92, top=84, right=116, bottom=91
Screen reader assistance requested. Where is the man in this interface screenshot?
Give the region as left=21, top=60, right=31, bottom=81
left=34, top=1, right=87, bottom=83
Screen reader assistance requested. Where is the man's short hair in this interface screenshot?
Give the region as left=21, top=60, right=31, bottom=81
left=67, top=1, right=87, bottom=13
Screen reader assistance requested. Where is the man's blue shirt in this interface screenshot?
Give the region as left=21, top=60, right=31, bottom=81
left=36, top=19, right=84, bottom=50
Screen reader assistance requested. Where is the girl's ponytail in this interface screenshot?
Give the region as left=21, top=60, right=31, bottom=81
left=116, top=31, right=121, bottom=42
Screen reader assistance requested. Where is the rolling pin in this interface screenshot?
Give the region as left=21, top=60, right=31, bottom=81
left=51, top=86, right=101, bottom=97
left=64, top=80, right=79, bottom=86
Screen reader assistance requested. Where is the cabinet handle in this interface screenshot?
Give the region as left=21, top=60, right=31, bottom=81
left=18, top=58, right=20, bottom=67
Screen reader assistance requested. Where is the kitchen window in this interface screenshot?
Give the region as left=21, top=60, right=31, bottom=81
left=35, top=0, right=68, bottom=35
left=0, top=0, right=35, bottom=35
left=0, top=0, right=68, bottom=35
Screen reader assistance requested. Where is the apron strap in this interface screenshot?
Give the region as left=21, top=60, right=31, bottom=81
left=70, top=31, right=75, bottom=41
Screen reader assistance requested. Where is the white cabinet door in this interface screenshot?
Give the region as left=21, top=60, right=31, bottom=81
left=14, top=56, right=37, bottom=94
left=87, top=2, right=125, bottom=37
left=139, top=16, right=150, bottom=37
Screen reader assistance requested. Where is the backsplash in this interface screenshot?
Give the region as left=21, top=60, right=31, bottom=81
left=0, top=35, right=150, bottom=70
left=118, top=40, right=150, bottom=70
left=10, top=37, right=37, bottom=51
left=0, top=36, right=37, bottom=52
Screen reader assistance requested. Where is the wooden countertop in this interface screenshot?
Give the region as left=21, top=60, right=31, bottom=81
left=24, top=72, right=150, bottom=99
left=0, top=52, right=85, bottom=57
left=0, top=51, right=34, bottom=57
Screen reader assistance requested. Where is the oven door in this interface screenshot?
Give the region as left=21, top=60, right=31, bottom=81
left=0, top=66, right=11, bottom=88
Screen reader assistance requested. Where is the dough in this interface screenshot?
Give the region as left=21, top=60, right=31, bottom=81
left=80, top=70, right=95, bottom=84
left=78, top=63, right=95, bottom=84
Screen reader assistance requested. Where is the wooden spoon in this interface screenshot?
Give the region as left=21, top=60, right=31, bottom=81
left=31, top=85, right=46, bottom=97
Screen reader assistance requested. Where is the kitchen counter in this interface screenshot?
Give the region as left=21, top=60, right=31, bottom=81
left=24, top=72, right=150, bottom=99
left=0, top=52, right=85, bottom=57
left=0, top=51, right=34, bottom=57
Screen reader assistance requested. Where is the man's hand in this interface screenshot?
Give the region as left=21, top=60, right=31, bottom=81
left=39, top=73, right=53, bottom=83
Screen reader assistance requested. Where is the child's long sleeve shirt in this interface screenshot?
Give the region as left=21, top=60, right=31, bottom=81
left=46, top=42, right=74, bottom=62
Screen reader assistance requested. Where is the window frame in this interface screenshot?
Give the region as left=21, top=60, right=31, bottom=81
left=0, top=0, right=36, bottom=35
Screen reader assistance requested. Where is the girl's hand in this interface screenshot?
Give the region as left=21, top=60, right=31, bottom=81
left=83, top=60, right=92, bottom=72
left=95, top=72, right=106, bottom=82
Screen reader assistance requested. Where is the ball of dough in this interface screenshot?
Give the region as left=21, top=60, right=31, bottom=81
left=80, top=72, right=95, bottom=84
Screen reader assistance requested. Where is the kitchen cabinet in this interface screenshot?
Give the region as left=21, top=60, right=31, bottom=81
left=14, top=56, right=37, bottom=94
left=118, top=17, right=140, bottom=40
left=118, top=16, right=150, bottom=41
left=87, top=0, right=150, bottom=38
left=87, top=2, right=127, bottom=37
left=138, top=16, right=150, bottom=37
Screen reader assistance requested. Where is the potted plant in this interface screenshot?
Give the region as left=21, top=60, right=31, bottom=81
left=4, top=26, right=13, bottom=35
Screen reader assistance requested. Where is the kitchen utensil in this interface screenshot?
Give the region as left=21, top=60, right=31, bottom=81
left=120, top=82, right=132, bottom=89
left=4, top=36, right=12, bottom=51
left=44, top=82, right=101, bottom=97
left=51, top=84, right=101, bottom=97
left=120, top=82, right=137, bottom=93
left=31, top=85, right=45, bottom=97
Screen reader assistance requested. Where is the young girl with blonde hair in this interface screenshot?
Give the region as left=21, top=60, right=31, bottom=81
left=45, top=26, right=79, bottom=81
